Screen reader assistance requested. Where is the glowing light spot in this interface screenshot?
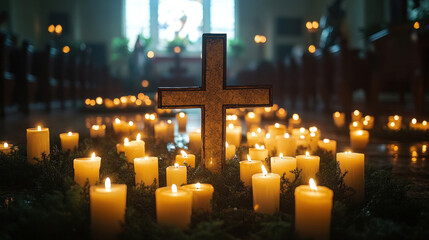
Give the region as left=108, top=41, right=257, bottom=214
left=173, top=46, right=181, bottom=54
left=196, top=182, right=201, bottom=189
left=105, top=177, right=111, bottom=190
left=292, top=114, right=299, bottom=120
left=55, top=24, right=62, bottom=34
left=37, top=126, right=42, bottom=131
left=96, top=97, right=103, bottom=105
left=48, top=24, right=55, bottom=33
left=141, top=80, right=149, bottom=88
left=284, top=133, right=290, bottom=138
left=181, top=150, right=188, bottom=158
left=261, top=165, right=268, bottom=176
left=147, top=51, right=155, bottom=58
left=323, top=138, right=330, bottom=143
left=179, top=112, right=185, bottom=118
left=171, top=184, right=177, bottom=193
left=309, top=178, right=318, bottom=191
left=248, top=112, right=255, bottom=118
left=68, top=132, right=72, bottom=136
left=414, top=21, right=420, bottom=30
left=62, top=46, right=70, bottom=53
left=308, top=45, right=316, bottom=53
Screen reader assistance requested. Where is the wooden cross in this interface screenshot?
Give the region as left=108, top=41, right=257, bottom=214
left=158, top=34, right=272, bottom=172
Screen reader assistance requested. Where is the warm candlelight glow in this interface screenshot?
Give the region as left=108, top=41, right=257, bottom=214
left=174, top=163, right=179, bottom=168
left=257, top=128, right=262, bottom=133
left=261, top=165, right=268, bottom=176
left=356, top=130, right=363, bottom=136
left=171, top=184, right=178, bottom=193
left=136, top=133, right=141, bottom=141
left=323, top=138, right=330, bottom=143
left=228, top=123, right=234, bottom=129
left=300, top=127, right=305, bottom=133
left=275, top=123, right=280, bottom=128
left=226, top=142, right=229, bottom=147
left=300, top=135, right=305, bottom=139
left=309, top=126, right=317, bottom=132
left=181, top=150, right=188, bottom=158
left=310, top=132, right=316, bottom=137
left=284, top=133, right=290, bottom=138
left=91, top=152, right=96, bottom=160
left=334, top=111, right=340, bottom=117
left=247, top=155, right=252, bottom=162
left=68, top=132, right=72, bottom=136
left=394, top=115, right=399, bottom=121
left=411, top=118, right=417, bottom=124
left=308, top=45, right=316, bottom=53
left=248, top=112, right=255, bottom=118
left=309, top=178, right=318, bottom=191
left=266, top=133, right=271, bottom=139
left=129, top=121, right=134, bottom=126
left=37, top=125, right=42, bottom=131
left=414, top=21, right=420, bottom=30
left=124, top=138, right=129, bottom=145
left=265, top=107, right=271, bottom=112
left=115, top=118, right=120, bottom=124
left=105, top=177, right=111, bottom=190
left=92, top=125, right=100, bottom=130
left=255, top=144, right=265, bottom=150
left=4, top=142, right=8, bottom=148
left=150, top=114, right=156, bottom=120
left=279, top=153, right=283, bottom=158
left=305, top=151, right=310, bottom=157
left=352, top=121, right=358, bottom=127
left=251, top=132, right=256, bottom=137
left=423, top=121, right=427, bottom=126
left=179, top=112, right=185, bottom=118
left=196, top=182, right=201, bottom=189
left=292, top=114, right=299, bottom=120
left=390, top=122, right=395, bottom=127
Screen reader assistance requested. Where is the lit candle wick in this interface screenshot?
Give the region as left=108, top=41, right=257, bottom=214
left=37, top=126, right=42, bottom=131
left=105, top=177, right=111, bottom=190
left=247, top=154, right=252, bottom=162
left=171, top=184, right=177, bottom=193
left=174, top=163, right=179, bottom=168
left=136, top=133, right=141, bottom=141
left=309, top=178, right=318, bottom=191
left=261, top=165, right=268, bottom=177
left=196, top=182, right=201, bottom=189
left=181, top=150, right=188, bottom=158
left=4, top=142, right=8, bottom=148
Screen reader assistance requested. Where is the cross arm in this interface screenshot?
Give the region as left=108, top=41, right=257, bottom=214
left=222, top=85, right=273, bottom=107
left=157, top=87, right=206, bottom=108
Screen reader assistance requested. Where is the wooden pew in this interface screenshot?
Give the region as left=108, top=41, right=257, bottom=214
left=11, top=40, right=36, bottom=115
left=369, top=25, right=425, bottom=115
left=300, top=52, right=318, bottom=109
left=78, top=47, right=92, bottom=100
left=285, top=56, right=300, bottom=108
left=68, top=52, right=81, bottom=107
left=0, top=33, right=16, bottom=117
left=316, top=49, right=334, bottom=113
left=54, top=51, right=71, bottom=109
left=33, top=43, right=58, bottom=112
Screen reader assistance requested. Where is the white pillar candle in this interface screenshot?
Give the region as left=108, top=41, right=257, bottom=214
left=388, top=115, right=402, bottom=127
left=309, top=132, right=320, bottom=152
left=226, top=123, right=242, bottom=146
left=350, top=130, right=369, bottom=152
left=276, top=108, right=287, bottom=120
left=188, top=128, right=202, bottom=152
left=263, top=133, right=276, bottom=155
left=74, top=152, right=101, bottom=186
left=318, top=139, right=337, bottom=153
left=351, top=109, right=362, bottom=122
left=134, top=156, right=159, bottom=186
left=252, top=165, right=280, bottom=214
left=271, top=153, right=296, bottom=180
left=337, top=152, right=365, bottom=203
left=296, top=152, right=320, bottom=182
left=60, top=132, right=79, bottom=152
left=295, top=179, right=333, bottom=240
left=124, top=134, right=145, bottom=163
left=90, top=124, right=106, bottom=138
left=27, top=126, right=50, bottom=164
left=175, top=150, right=196, bottom=168
left=245, top=111, right=261, bottom=129
left=225, top=142, right=236, bottom=159
left=247, top=131, right=264, bottom=147
left=176, top=112, right=187, bottom=132
left=249, top=144, right=268, bottom=161
left=387, top=121, right=401, bottom=131
left=275, top=133, right=297, bottom=157
left=296, top=135, right=309, bottom=149
left=156, top=184, right=192, bottom=229
left=112, top=118, right=125, bottom=134
left=267, top=123, right=286, bottom=138
left=239, top=155, right=262, bottom=186
left=155, top=121, right=175, bottom=143
left=333, top=112, right=345, bottom=128
left=116, top=138, right=128, bottom=154
left=292, top=127, right=309, bottom=137
left=90, top=178, right=127, bottom=240
left=362, top=115, right=374, bottom=130
left=127, top=121, right=137, bottom=135
left=349, top=121, right=363, bottom=131
left=166, top=163, right=187, bottom=186
left=182, top=182, right=214, bottom=212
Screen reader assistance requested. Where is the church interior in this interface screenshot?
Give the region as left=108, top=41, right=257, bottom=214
left=1, top=0, right=429, bottom=239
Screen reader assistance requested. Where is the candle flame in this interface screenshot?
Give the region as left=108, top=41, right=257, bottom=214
left=300, top=135, right=305, bottom=139
left=150, top=114, right=156, bottom=120
left=105, top=177, right=111, bottom=190
left=266, top=133, right=270, bottom=139
left=411, top=118, right=417, bottom=124
left=248, top=112, right=255, bottom=118
left=423, top=121, right=427, bottom=126
left=309, top=126, right=317, bottom=132
left=363, top=120, right=368, bottom=125
left=226, top=142, right=229, bottom=147
left=257, top=128, right=262, bottom=133
left=251, top=132, right=256, bottom=137
left=279, top=153, right=283, bottom=158
left=310, top=132, right=316, bottom=137
left=292, top=114, right=299, bottom=120
left=357, top=130, right=363, bottom=136
left=92, top=125, right=99, bottom=130
left=37, top=126, right=42, bottom=131
left=181, top=150, right=188, bottom=158
left=390, top=122, right=395, bottom=127
left=228, top=123, right=234, bottom=129
left=284, top=133, right=290, bottom=138
left=247, top=154, right=252, bottom=162
left=129, top=121, right=134, bottom=126
left=394, top=115, right=399, bottom=121
left=179, top=112, right=185, bottom=118
left=167, top=120, right=172, bottom=124
left=171, top=184, right=177, bottom=193
left=136, top=133, right=141, bottom=141
left=174, top=163, right=179, bottom=168
left=352, top=121, right=358, bottom=127
left=196, top=182, right=201, bottom=189
left=275, top=123, right=280, bottom=128
left=309, top=178, right=318, bottom=191
left=115, top=118, right=120, bottom=124
left=334, top=112, right=340, bottom=117
left=145, top=114, right=150, bottom=120
left=4, top=142, right=8, bottom=148
left=196, top=128, right=201, bottom=133
left=323, top=138, right=330, bottom=143
left=91, top=152, right=95, bottom=160
left=300, top=127, right=305, bottom=133
left=261, top=165, right=268, bottom=176
left=305, top=151, right=310, bottom=157
left=68, top=131, right=72, bottom=136
left=353, top=110, right=360, bottom=116
left=265, top=107, right=271, bottom=112
left=124, top=138, right=129, bottom=145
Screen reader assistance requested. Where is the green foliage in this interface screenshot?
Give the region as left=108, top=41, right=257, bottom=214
left=0, top=137, right=427, bottom=239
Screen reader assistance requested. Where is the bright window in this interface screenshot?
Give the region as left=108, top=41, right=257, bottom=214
left=125, top=0, right=235, bottom=51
